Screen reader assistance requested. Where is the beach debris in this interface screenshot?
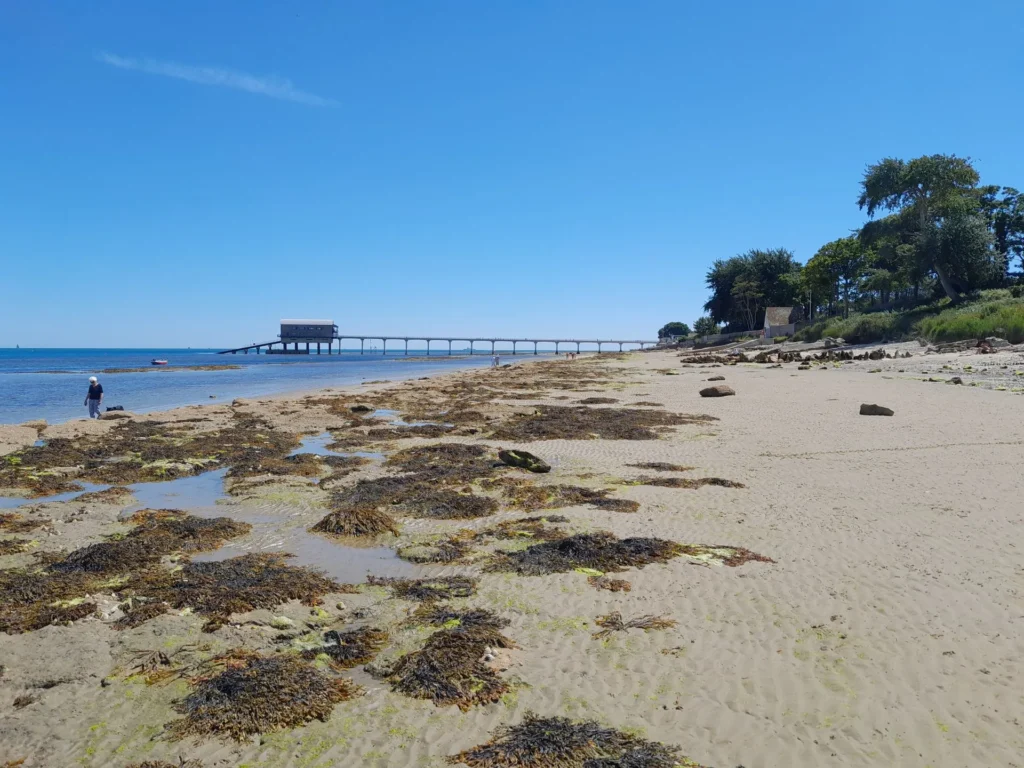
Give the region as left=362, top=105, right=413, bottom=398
left=375, top=612, right=514, bottom=710
left=592, top=611, right=676, bottom=639
left=126, top=760, right=204, bottom=768
left=497, top=449, right=551, bottom=474
left=311, top=506, right=400, bottom=537
left=167, top=650, right=362, bottom=741
left=486, top=531, right=683, bottom=576
left=632, top=401, right=665, bottom=406
left=625, top=462, right=694, bottom=472
left=859, top=403, right=894, bottom=416
left=480, top=477, right=639, bottom=513
left=490, top=406, right=716, bottom=442
left=587, top=575, right=632, bottom=592
left=302, top=626, right=390, bottom=668
left=707, top=375, right=726, bottom=381
left=446, top=711, right=706, bottom=767
left=947, top=376, right=964, bottom=385
left=699, top=385, right=735, bottom=397
left=577, top=397, right=619, bottom=404
left=350, top=404, right=374, bottom=413
left=270, top=616, right=295, bottom=630
left=367, top=574, right=478, bottom=602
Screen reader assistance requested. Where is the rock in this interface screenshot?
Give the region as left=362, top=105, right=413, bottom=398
left=101, top=410, right=133, bottom=420
left=823, top=337, right=846, bottom=348
left=350, top=405, right=374, bottom=413
left=335, top=602, right=347, bottom=611
left=700, top=385, right=735, bottom=397
left=984, top=337, right=1010, bottom=348
left=868, top=349, right=886, bottom=360
left=270, top=616, right=295, bottom=630
left=859, top=403, right=894, bottom=416
left=498, top=449, right=551, bottom=473
left=707, top=375, right=725, bottom=381
left=947, top=377, right=963, bottom=385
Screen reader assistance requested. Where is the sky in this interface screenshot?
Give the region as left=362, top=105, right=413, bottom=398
left=2, top=1, right=1023, bottom=347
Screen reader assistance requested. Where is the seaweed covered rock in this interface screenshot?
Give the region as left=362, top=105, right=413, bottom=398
left=168, top=651, right=362, bottom=741
left=497, top=449, right=551, bottom=474
left=446, top=711, right=706, bottom=767
left=311, top=506, right=400, bottom=537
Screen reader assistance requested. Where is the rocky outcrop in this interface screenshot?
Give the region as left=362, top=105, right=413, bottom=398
left=700, top=385, right=735, bottom=397
left=859, top=403, right=894, bottom=416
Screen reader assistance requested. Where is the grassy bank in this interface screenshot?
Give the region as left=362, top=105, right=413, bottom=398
left=793, top=290, right=1024, bottom=345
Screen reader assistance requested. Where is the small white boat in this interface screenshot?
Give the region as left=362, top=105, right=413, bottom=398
left=151, top=359, right=169, bottom=366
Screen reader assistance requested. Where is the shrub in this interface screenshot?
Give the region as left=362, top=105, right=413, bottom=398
left=915, top=300, right=1024, bottom=343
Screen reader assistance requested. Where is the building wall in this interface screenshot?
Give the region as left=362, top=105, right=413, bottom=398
left=280, top=324, right=336, bottom=340
left=765, top=323, right=796, bottom=338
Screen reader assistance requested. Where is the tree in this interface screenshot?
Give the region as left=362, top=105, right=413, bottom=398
left=657, top=322, right=691, bottom=339
left=802, top=237, right=866, bottom=318
left=979, top=186, right=1024, bottom=274
left=704, top=248, right=801, bottom=329
left=858, top=154, right=981, bottom=300
left=693, top=316, right=719, bottom=336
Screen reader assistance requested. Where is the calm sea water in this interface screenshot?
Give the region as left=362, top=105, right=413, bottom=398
left=0, top=347, right=525, bottom=425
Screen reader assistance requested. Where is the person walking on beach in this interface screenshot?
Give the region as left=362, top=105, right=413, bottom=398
left=84, top=376, right=103, bottom=418
left=491, top=353, right=500, bottom=368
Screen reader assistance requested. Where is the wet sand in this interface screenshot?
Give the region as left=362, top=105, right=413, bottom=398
left=1, top=348, right=1022, bottom=767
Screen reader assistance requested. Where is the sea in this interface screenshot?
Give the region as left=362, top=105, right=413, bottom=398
left=0, top=347, right=524, bottom=425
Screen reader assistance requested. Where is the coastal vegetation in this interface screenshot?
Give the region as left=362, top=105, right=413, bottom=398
left=686, top=154, right=1024, bottom=343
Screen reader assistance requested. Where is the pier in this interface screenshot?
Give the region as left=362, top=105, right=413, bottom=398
left=219, top=335, right=658, bottom=356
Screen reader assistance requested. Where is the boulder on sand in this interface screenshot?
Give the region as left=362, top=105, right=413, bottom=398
left=700, top=385, right=735, bottom=398
left=707, top=375, right=725, bottom=381
left=984, top=337, right=1010, bottom=348
left=498, top=449, right=551, bottom=473
left=101, top=410, right=133, bottom=420
left=859, top=404, right=894, bottom=416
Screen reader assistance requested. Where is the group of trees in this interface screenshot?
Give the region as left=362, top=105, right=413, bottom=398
left=692, top=154, right=1024, bottom=334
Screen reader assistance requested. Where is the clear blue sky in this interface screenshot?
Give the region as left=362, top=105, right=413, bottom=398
left=2, top=1, right=1022, bottom=347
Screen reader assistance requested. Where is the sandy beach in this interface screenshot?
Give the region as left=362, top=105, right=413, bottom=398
left=1, top=347, right=1022, bottom=768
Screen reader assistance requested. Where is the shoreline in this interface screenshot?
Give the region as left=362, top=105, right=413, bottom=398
left=1, top=348, right=1021, bottom=767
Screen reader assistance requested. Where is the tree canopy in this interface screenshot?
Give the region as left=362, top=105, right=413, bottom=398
left=703, top=248, right=801, bottom=330
left=657, top=321, right=690, bottom=339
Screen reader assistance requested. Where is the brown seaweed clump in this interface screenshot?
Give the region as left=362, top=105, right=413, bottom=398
left=0, top=568, right=99, bottom=633
left=446, top=711, right=706, bottom=767
left=121, top=553, right=351, bottom=632
left=303, top=626, right=390, bottom=669
left=367, top=574, right=478, bottom=602
left=592, top=611, right=676, bottom=639
left=635, top=476, right=744, bottom=490
left=487, top=532, right=682, bottom=576
left=168, top=651, right=362, bottom=741
left=489, top=406, right=716, bottom=442
left=480, top=478, right=639, bottom=514
left=626, top=462, right=694, bottom=472
left=74, top=486, right=134, bottom=504
left=126, top=761, right=204, bottom=768
left=397, top=516, right=570, bottom=565
left=0, top=512, right=46, bottom=533
left=311, top=506, right=400, bottom=537
left=49, top=511, right=251, bottom=575
left=0, top=538, right=31, bottom=556
left=577, top=397, right=619, bottom=405
left=326, top=474, right=499, bottom=523
left=376, top=615, right=514, bottom=710
left=587, top=575, right=632, bottom=592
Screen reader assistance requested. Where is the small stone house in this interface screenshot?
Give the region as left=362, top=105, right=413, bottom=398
left=763, top=307, right=804, bottom=338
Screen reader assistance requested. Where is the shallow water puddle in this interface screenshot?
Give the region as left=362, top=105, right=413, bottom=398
left=289, top=432, right=384, bottom=462
left=190, top=504, right=417, bottom=583
left=121, top=468, right=230, bottom=516
left=0, top=481, right=109, bottom=509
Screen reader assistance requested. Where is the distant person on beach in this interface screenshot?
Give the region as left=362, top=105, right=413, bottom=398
left=491, top=354, right=500, bottom=367
left=84, top=376, right=103, bottom=418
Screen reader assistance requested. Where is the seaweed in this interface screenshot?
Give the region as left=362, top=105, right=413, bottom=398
left=0, top=513, right=45, bottom=533
left=0, top=568, right=100, bottom=633
left=481, top=478, right=638, bottom=514
left=678, top=545, right=774, bottom=567
left=114, top=600, right=173, bottom=630
left=126, top=761, right=204, bottom=768
left=634, top=476, right=744, bottom=489
left=396, top=534, right=476, bottom=564
left=26, top=476, right=84, bottom=497
left=122, top=553, right=350, bottom=631
left=591, top=612, right=676, bottom=639
left=49, top=511, right=251, bottom=575
left=376, top=618, right=514, bottom=710
left=497, top=449, right=551, bottom=473
left=302, top=626, right=389, bottom=668
left=632, top=401, right=665, bottom=407
left=446, top=711, right=704, bottom=767
left=168, top=651, right=362, bottom=741
left=489, top=406, right=716, bottom=442
left=577, top=397, right=619, bottom=404
left=486, top=532, right=682, bottom=576
left=367, top=574, right=478, bottom=602
left=0, top=538, right=31, bottom=556
left=311, top=507, right=400, bottom=537
left=625, top=463, right=694, bottom=472
left=587, top=575, right=632, bottom=592
left=74, top=486, right=134, bottom=504
left=227, top=451, right=324, bottom=480
left=407, top=605, right=509, bottom=633
left=326, top=474, right=499, bottom=523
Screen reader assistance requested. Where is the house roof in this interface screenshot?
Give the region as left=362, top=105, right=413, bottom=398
left=764, top=307, right=798, bottom=326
